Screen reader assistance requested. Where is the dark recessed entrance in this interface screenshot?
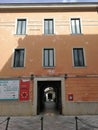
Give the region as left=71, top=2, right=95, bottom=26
left=37, top=81, right=62, bottom=115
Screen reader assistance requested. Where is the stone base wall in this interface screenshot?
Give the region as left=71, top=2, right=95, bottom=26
left=64, top=102, right=98, bottom=115
left=0, top=101, right=33, bottom=116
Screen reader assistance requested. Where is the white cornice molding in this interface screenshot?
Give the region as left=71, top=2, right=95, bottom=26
left=0, top=3, right=98, bottom=10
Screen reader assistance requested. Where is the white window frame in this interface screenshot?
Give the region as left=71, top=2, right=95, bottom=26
left=15, top=18, right=28, bottom=35
left=12, top=48, right=26, bottom=68
left=43, top=18, right=55, bottom=35
left=42, top=48, right=56, bottom=68
left=70, top=17, right=82, bottom=34
left=72, top=47, right=86, bottom=67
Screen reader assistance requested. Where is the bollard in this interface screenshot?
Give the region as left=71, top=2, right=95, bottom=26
left=5, top=117, right=10, bottom=130
left=75, top=116, right=78, bottom=130
left=40, top=116, right=43, bottom=130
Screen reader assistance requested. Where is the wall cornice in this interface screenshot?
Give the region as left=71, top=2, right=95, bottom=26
left=0, top=2, right=98, bottom=12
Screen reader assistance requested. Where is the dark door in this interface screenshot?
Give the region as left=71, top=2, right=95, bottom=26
left=37, top=81, right=62, bottom=115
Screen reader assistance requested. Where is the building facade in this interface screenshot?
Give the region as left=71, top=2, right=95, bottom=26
left=0, top=2, right=98, bottom=115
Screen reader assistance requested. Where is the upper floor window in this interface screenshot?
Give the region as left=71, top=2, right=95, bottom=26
left=44, top=19, right=54, bottom=34
left=16, top=19, right=26, bottom=35
left=73, top=48, right=85, bottom=67
left=13, top=49, right=25, bottom=68
left=43, top=48, right=54, bottom=67
left=71, top=18, right=81, bottom=34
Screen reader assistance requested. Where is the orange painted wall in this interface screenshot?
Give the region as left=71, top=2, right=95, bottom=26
left=66, top=77, right=98, bottom=101
left=0, top=35, right=98, bottom=77
left=0, top=8, right=98, bottom=101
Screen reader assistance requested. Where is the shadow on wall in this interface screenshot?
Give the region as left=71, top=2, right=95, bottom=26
left=0, top=34, right=98, bottom=77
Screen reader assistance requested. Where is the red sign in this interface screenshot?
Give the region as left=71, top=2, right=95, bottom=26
left=19, top=79, right=30, bottom=101
left=68, top=93, right=73, bottom=101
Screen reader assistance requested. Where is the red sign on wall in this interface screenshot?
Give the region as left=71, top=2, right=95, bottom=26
left=68, top=93, right=73, bottom=101
left=19, top=79, right=30, bottom=101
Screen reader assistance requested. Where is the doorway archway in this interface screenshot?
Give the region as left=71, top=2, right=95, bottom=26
left=44, top=87, right=55, bottom=101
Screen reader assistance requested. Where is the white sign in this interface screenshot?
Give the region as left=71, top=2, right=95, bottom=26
left=0, top=80, right=19, bottom=100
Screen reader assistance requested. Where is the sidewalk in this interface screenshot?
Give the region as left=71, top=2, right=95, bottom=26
left=0, top=114, right=98, bottom=130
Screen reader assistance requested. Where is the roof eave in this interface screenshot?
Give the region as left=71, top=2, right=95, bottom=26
left=0, top=2, right=98, bottom=11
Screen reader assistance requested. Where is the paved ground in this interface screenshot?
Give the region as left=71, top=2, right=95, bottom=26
left=0, top=115, right=98, bottom=130
left=0, top=101, right=98, bottom=130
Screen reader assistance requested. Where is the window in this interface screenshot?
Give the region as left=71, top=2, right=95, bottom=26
left=43, top=48, right=54, bottom=67
left=16, top=19, right=26, bottom=35
left=73, top=48, right=85, bottom=67
left=13, top=49, right=25, bottom=67
left=71, top=18, right=81, bottom=34
left=44, top=19, right=54, bottom=34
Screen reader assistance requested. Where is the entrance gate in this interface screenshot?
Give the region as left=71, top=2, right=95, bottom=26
left=37, top=81, right=62, bottom=114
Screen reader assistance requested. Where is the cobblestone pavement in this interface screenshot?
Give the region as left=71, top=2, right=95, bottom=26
left=0, top=114, right=98, bottom=130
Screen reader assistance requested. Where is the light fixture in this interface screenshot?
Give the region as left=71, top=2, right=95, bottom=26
left=64, top=74, right=67, bottom=79
left=31, top=74, right=34, bottom=80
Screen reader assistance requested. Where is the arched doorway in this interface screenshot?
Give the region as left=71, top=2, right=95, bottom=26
left=44, top=87, right=55, bottom=101
left=37, top=81, right=62, bottom=115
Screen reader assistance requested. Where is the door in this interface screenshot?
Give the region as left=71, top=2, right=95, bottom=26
left=37, top=81, right=62, bottom=114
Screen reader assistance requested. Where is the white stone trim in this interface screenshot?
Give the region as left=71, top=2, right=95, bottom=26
left=33, top=76, right=65, bottom=115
